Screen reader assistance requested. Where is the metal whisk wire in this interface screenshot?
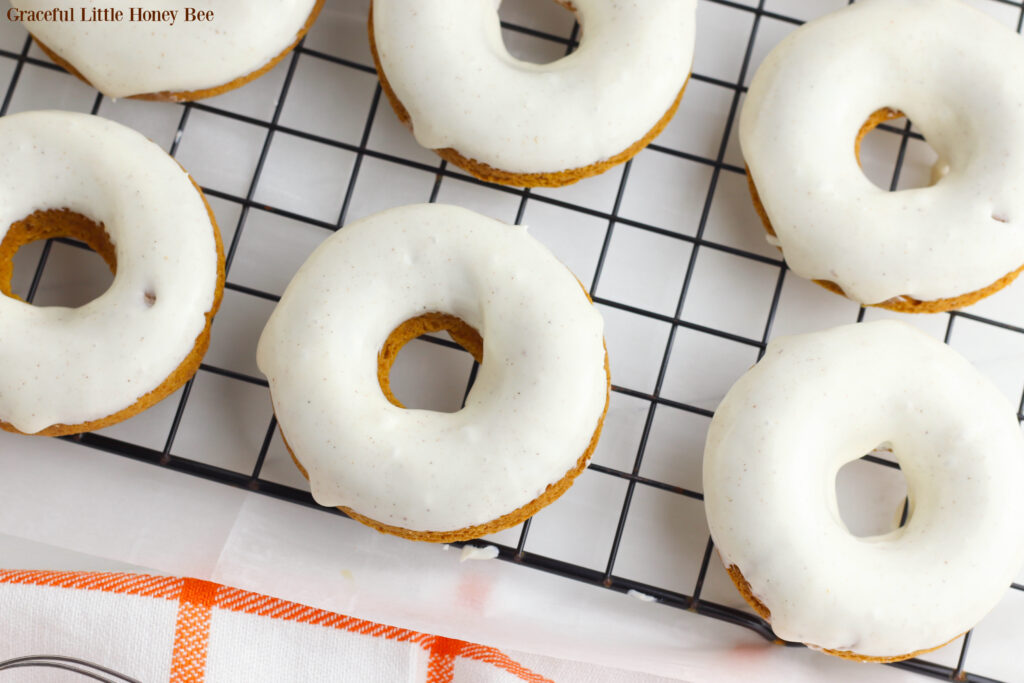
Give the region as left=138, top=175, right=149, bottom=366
left=0, top=654, right=143, bottom=683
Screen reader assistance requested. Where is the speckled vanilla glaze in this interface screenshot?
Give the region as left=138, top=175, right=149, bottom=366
left=257, top=203, right=607, bottom=533
left=370, top=0, right=695, bottom=174
left=703, top=320, right=1024, bottom=658
left=12, top=0, right=318, bottom=98
left=0, top=111, right=219, bottom=434
left=740, top=0, right=1024, bottom=305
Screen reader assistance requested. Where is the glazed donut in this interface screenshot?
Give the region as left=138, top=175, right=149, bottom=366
left=703, top=320, right=1024, bottom=662
left=11, top=0, right=323, bottom=101
left=257, top=203, right=609, bottom=542
left=740, top=0, right=1024, bottom=313
left=0, top=111, right=224, bottom=436
left=368, top=0, right=695, bottom=187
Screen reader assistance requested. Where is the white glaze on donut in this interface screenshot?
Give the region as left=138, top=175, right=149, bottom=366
left=740, top=0, right=1024, bottom=304
left=256, top=203, right=607, bottom=533
left=703, top=320, right=1024, bottom=657
left=370, top=0, right=695, bottom=174
left=12, top=0, right=319, bottom=98
left=0, top=111, right=220, bottom=434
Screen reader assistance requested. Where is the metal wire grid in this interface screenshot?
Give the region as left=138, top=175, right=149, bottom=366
left=1, top=1, right=1023, bottom=680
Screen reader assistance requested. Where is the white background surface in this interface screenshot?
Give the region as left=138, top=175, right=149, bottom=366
left=0, top=0, right=1023, bottom=681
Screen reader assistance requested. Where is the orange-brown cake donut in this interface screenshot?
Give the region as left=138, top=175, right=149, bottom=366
left=10, top=1, right=323, bottom=101
left=704, top=321, right=1024, bottom=661
left=257, top=204, right=610, bottom=542
left=0, top=111, right=224, bottom=436
left=368, top=0, right=694, bottom=187
left=740, top=0, right=1024, bottom=313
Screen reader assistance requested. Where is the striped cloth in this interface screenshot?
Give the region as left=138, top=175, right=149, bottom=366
left=0, top=569, right=564, bottom=682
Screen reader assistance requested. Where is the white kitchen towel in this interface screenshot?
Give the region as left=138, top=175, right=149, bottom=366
left=0, top=569, right=675, bottom=683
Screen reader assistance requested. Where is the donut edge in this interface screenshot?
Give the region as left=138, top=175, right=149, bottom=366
left=744, top=108, right=1024, bottom=313
left=29, top=0, right=324, bottom=103
left=0, top=173, right=226, bottom=437
left=367, top=4, right=689, bottom=188
left=723, top=561, right=963, bottom=663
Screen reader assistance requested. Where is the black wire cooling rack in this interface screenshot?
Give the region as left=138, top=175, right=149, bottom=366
left=3, top=1, right=1024, bottom=681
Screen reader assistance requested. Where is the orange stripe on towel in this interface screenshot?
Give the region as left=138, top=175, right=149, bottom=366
left=426, top=636, right=463, bottom=683
left=0, top=569, right=183, bottom=599
left=426, top=637, right=554, bottom=683
left=458, top=642, right=554, bottom=683
left=214, top=585, right=433, bottom=646
left=170, top=578, right=217, bottom=683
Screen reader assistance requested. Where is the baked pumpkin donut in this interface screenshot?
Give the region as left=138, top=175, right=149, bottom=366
left=704, top=321, right=1024, bottom=662
left=740, top=0, right=1024, bottom=313
left=368, top=0, right=695, bottom=187
left=257, top=203, right=610, bottom=542
left=10, top=0, right=323, bottom=101
left=0, top=111, right=224, bottom=436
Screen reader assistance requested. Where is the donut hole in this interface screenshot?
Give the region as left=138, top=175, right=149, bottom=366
left=378, top=313, right=483, bottom=413
left=835, top=452, right=909, bottom=538
left=498, top=0, right=579, bottom=64
left=0, top=209, right=116, bottom=307
left=856, top=108, right=940, bottom=191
